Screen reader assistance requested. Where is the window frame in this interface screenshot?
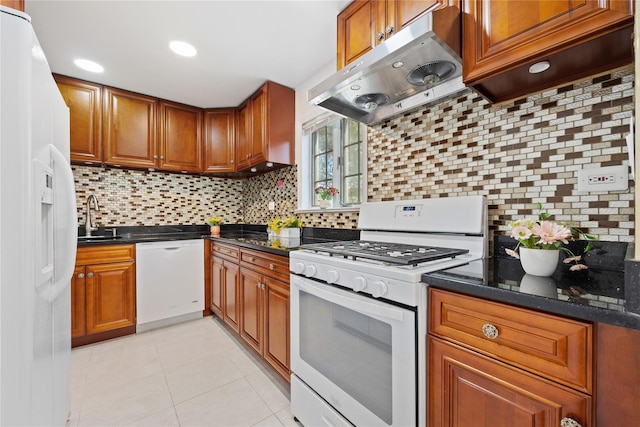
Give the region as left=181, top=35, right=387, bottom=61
left=299, top=113, right=367, bottom=211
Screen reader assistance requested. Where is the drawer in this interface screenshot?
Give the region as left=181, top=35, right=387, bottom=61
left=76, top=244, right=135, bottom=265
left=240, top=248, right=289, bottom=282
left=212, top=241, right=240, bottom=262
left=429, top=288, right=593, bottom=393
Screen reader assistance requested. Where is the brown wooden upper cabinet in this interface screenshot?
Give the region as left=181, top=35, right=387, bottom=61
left=103, top=87, right=158, bottom=169
left=54, top=74, right=103, bottom=165
left=336, top=0, right=456, bottom=69
left=0, top=0, right=24, bottom=11
left=462, top=0, right=634, bottom=103
left=203, top=108, right=236, bottom=174
left=235, top=81, right=295, bottom=172
left=159, top=101, right=203, bottom=173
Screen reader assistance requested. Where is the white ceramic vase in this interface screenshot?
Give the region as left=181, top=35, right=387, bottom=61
left=318, top=199, right=333, bottom=209
left=279, top=228, right=300, bottom=239
left=519, top=274, right=558, bottom=298
left=518, top=247, right=559, bottom=277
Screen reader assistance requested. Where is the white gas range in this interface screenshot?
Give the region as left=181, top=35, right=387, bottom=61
left=289, top=196, right=487, bottom=427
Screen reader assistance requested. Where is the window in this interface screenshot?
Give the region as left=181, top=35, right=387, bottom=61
left=301, top=114, right=366, bottom=209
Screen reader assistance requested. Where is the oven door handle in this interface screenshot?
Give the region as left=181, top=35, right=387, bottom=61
left=295, top=279, right=405, bottom=322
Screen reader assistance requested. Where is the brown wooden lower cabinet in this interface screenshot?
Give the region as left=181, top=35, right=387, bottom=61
left=428, top=337, right=591, bottom=426
left=595, top=322, right=640, bottom=425
left=428, top=288, right=592, bottom=426
left=210, top=241, right=290, bottom=381
left=72, top=244, right=136, bottom=347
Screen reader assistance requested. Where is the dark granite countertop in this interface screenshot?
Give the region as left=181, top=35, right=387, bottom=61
left=77, top=224, right=360, bottom=257
left=423, top=237, right=640, bottom=331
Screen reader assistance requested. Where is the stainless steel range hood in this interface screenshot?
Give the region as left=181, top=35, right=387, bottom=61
left=308, top=6, right=466, bottom=125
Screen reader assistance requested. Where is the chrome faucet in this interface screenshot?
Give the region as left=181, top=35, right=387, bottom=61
left=85, top=195, right=100, bottom=236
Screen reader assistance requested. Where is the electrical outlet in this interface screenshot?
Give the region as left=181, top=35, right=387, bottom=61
left=577, top=165, right=628, bottom=192
left=268, top=201, right=275, bottom=210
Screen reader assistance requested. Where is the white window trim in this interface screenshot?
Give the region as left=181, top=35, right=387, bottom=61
left=297, top=112, right=367, bottom=212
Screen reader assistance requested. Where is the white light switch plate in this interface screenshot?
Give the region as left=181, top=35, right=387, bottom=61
left=577, top=165, right=629, bottom=192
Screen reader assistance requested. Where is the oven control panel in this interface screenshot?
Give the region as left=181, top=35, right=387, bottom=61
left=395, top=204, right=423, bottom=218
left=290, top=257, right=423, bottom=307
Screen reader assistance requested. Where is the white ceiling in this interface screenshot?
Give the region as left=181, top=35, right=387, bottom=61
left=25, top=0, right=351, bottom=108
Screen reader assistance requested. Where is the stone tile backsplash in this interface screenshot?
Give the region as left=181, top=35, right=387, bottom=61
left=73, top=65, right=635, bottom=248
left=73, top=167, right=243, bottom=227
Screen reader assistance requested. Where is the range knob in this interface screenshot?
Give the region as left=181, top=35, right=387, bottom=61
left=327, top=270, right=339, bottom=284
left=305, top=265, right=318, bottom=277
left=370, top=280, right=388, bottom=298
left=292, top=262, right=305, bottom=275
left=353, top=276, right=367, bottom=292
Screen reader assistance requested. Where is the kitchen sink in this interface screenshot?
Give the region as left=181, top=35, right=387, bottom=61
left=77, top=235, right=123, bottom=242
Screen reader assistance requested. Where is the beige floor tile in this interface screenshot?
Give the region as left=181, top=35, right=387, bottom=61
left=227, top=347, right=263, bottom=376
left=164, top=351, right=243, bottom=404
left=275, top=405, right=302, bottom=427
left=246, top=370, right=290, bottom=413
left=72, top=317, right=292, bottom=427
left=78, top=372, right=173, bottom=426
left=252, top=414, right=285, bottom=427
left=126, top=406, right=179, bottom=427
left=175, top=378, right=273, bottom=427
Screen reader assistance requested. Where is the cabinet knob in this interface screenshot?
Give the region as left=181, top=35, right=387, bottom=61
left=560, top=418, right=582, bottom=427
left=230, top=160, right=234, bottom=164
left=257, top=282, right=261, bottom=288
left=249, top=257, right=255, bottom=262
left=86, top=272, right=94, bottom=278
left=482, top=323, right=499, bottom=339
left=248, top=153, right=252, bottom=158
left=219, top=265, right=224, bottom=271
left=77, top=273, right=85, bottom=279
left=160, top=156, right=165, bottom=160
left=153, top=155, right=158, bottom=159
left=376, top=31, right=384, bottom=40
left=269, top=263, right=275, bottom=270
left=385, top=25, right=393, bottom=34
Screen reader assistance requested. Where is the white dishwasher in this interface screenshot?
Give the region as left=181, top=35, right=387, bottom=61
left=136, top=239, right=204, bottom=332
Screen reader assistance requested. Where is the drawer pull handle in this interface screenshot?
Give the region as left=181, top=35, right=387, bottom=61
left=482, top=323, right=499, bottom=339
left=269, top=263, right=275, bottom=270
left=560, top=418, right=582, bottom=427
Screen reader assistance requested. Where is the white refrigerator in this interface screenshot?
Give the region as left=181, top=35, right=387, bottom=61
left=0, top=6, right=78, bottom=426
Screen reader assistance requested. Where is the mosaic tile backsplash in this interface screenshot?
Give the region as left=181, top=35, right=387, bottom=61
left=73, top=65, right=635, bottom=251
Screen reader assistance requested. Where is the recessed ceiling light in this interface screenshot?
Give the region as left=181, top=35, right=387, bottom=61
left=528, top=61, right=550, bottom=74
left=169, top=41, right=197, bottom=57
left=74, top=59, right=104, bottom=73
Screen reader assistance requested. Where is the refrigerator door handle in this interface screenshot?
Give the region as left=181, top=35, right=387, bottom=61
left=49, top=144, right=77, bottom=300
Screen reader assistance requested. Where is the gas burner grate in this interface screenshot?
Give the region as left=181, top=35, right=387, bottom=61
left=301, top=240, right=469, bottom=266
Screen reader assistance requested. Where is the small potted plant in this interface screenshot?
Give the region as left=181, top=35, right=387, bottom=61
left=206, top=216, right=223, bottom=236
left=506, top=203, right=595, bottom=276
left=267, top=217, right=302, bottom=239
left=315, top=185, right=339, bottom=208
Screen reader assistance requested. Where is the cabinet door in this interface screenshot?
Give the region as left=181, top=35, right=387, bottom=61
left=390, top=1, right=448, bottom=31
left=235, top=101, right=252, bottom=170
left=54, top=75, right=103, bottom=165
left=337, top=0, right=379, bottom=69
left=263, top=275, right=289, bottom=380
left=159, top=101, right=203, bottom=172
left=223, top=261, right=240, bottom=333
left=103, top=87, right=157, bottom=169
left=240, top=267, right=262, bottom=353
left=462, top=0, right=634, bottom=102
left=249, top=87, right=267, bottom=166
left=71, top=266, right=86, bottom=338
left=428, top=337, right=591, bottom=427
left=203, top=108, right=236, bottom=173
left=85, top=261, right=136, bottom=334
left=0, top=0, right=24, bottom=11
left=210, top=256, right=224, bottom=318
